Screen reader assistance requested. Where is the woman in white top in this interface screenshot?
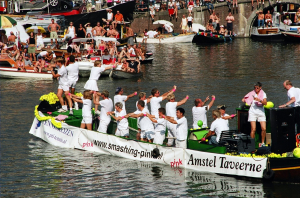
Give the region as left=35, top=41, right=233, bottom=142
left=65, top=21, right=76, bottom=40
left=36, top=29, right=45, bottom=50
left=85, top=23, right=93, bottom=37
left=114, top=58, right=123, bottom=70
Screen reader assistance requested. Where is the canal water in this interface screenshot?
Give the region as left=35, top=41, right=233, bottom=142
left=1, top=39, right=300, bottom=197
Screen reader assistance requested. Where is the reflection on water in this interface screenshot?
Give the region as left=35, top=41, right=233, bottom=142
left=1, top=39, right=300, bottom=197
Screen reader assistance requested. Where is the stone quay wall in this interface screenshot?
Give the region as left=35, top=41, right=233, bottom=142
left=130, top=0, right=300, bottom=37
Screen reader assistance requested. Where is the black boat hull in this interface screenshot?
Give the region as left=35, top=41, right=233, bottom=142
left=112, top=70, right=143, bottom=79
left=192, top=34, right=234, bottom=44
left=251, top=34, right=285, bottom=42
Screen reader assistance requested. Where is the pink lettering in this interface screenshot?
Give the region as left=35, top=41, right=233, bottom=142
left=170, top=159, right=183, bottom=168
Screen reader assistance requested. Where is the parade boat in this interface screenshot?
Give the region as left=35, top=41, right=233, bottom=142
left=250, top=27, right=285, bottom=42
left=0, top=54, right=53, bottom=79
left=192, top=32, right=234, bottom=44
left=136, top=33, right=194, bottom=44
left=28, top=93, right=300, bottom=182
left=282, top=32, right=300, bottom=42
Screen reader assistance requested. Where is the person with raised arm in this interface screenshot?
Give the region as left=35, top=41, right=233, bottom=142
left=150, top=86, right=177, bottom=119
left=84, top=60, right=114, bottom=114
left=164, top=107, right=188, bottom=148
left=108, top=102, right=129, bottom=138
left=51, top=58, right=73, bottom=115
left=242, top=82, right=267, bottom=147
left=217, top=105, right=236, bottom=128
left=66, top=55, right=79, bottom=95
left=93, top=90, right=113, bottom=133
left=146, top=108, right=167, bottom=145
left=114, top=87, right=137, bottom=113
left=192, top=95, right=215, bottom=129
left=165, top=94, right=189, bottom=146
left=125, top=100, right=155, bottom=142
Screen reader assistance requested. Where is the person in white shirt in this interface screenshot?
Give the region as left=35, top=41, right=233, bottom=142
left=108, top=102, right=129, bottom=138
left=126, top=100, right=155, bottom=142
left=201, top=110, right=229, bottom=145
left=70, top=90, right=93, bottom=130
left=84, top=60, right=114, bottom=114
left=165, top=107, right=188, bottom=148
left=165, top=94, right=189, bottom=146
left=136, top=92, right=152, bottom=111
left=66, top=55, right=79, bottom=94
left=51, top=58, right=73, bottom=115
left=163, top=24, right=173, bottom=33
left=242, top=82, right=267, bottom=147
left=94, top=90, right=113, bottom=133
left=147, top=29, right=158, bottom=38
left=114, top=87, right=137, bottom=113
left=146, top=108, right=167, bottom=145
left=217, top=104, right=236, bottom=128
left=187, top=13, right=193, bottom=32
left=127, top=44, right=136, bottom=56
left=192, top=95, right=215, bottom=129
left=279, top=80, right=300, bottom=108
left=150, top=86, right=176, bottom=118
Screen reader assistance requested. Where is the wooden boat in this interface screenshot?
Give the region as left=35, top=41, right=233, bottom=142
left=192, top=32, right=234, bottom=44
left=136, top=33, right=194, bottom=44
left=29, top=99, right=300, bottom=182
left=111, top=70, right=143, bottom=79
left=0, top=54, right=53, bottom=79
left=283, top=32, right=300, bottom=42
left=251, top=27, right=285, bottom=42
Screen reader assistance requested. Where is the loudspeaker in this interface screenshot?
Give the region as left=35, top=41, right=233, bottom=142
left=37, top=101, right=61, bottom=113
left=270, top=108, right=296, bottom=153
left=237, top=110, right=262, bottom=136
left=294, top=106, right=300, bottom=134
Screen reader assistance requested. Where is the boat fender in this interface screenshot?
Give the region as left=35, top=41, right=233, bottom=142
left=152, top=148, right=160, bottom=159
left=263, top=169, right=275, bottom=180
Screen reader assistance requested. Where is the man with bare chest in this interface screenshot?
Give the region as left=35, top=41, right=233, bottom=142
left=48, top=19, right=60, bottom=45
left=107, top=25, right=118, bottom=38
left=209, top=11, right=218, bottom=29
left=8, top=31, right=16, bottom=45
left=93, top=22, right=106, bottom=36
left=256, top=10, right=264, bottom=28
left=265, top=10, right=272, bottom=27
left=126, top=26, right=134, bottom=45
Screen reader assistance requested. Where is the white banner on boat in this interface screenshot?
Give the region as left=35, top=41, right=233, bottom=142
left=185, top=149, right=267, bottom=178
left=29, top=118, right=267, bottom=178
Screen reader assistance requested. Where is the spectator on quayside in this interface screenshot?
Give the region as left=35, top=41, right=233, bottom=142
left=165, top=94, right=189, bottom=147
left=279, top=80, right=300, bottom=108
left=210, top=11, right=218, bottom=30
left=149, top=3, right=156, bottom=22
left=125, top=26, right=134, bottom=45
left=180, top=15, right=188, bottom=34
left=283, top=16, right=292, bottom=26
left=187, top=0, right=194, bottom=14
left=232, top=0, right=238, bottom=14
left=51, top=58, right=73, bottom=115
left=242, top=82, right=267, bottom=147
left=225, top=12, right=234, bottom=35
left=112, top=10, right=124, bottom=29
left=256, top=10, right=264, bottom=28
left=146, top=108, right=167, bottom=145
left=108, top=102, right=129, bottom=138
left=48, top=19, right=60, bottom=46
left=126, top=100, right=155, bottom=142
left=204, top=0, right=214, bottom=14
left=192, top=95, right=215, bottom=129
left=114, top=87, right=137, bottom=113
left=164, top=108, right=188, bottom=148
left=227, top=0, right=232, bottom=12
left=187, top=13, right=193, bottom=32
left=251, top=0, right=258, bottom=11
left=138, top=1, right=148, bottom=12
left=94, top=90, right=113, bottom=133
left=201, top=110, right=229, bottom=145
left=102, top=9, right=114, bottom=24
left=150, top=86, right=176, bottom=119
left=93, top=22, right=106, bottom=36
left=265, top=10, right=272, bottom=27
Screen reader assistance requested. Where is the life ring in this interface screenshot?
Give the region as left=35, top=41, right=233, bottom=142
left=63, top=4, right=68, bottom=9
left=50, top=0, right=59, bottom=7
left=263, top=169, right=275, bottom=180
left=152, top=148, right=160, bottom=159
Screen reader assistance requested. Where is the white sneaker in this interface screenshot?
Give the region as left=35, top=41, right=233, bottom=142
left=95, top=110, right=101, bottom=115
left=58, top=108, right=67, bottom=113
left=69, top=109, right=73, bottom=115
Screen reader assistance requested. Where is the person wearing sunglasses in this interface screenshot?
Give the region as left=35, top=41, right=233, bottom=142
left=242, top=82, right=267, bottom=147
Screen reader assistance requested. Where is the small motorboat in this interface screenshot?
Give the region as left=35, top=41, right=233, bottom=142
left=251, top=27, right=285, bottom=42
left=192, top=32, right=234, bottom=44
left=283, top=32, right=300, bottom=42
left=111, top=70, right=143, bottom=79
left=136, top=33, right=194, bottom=44
left=0, top=54, right=53, bottom=79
